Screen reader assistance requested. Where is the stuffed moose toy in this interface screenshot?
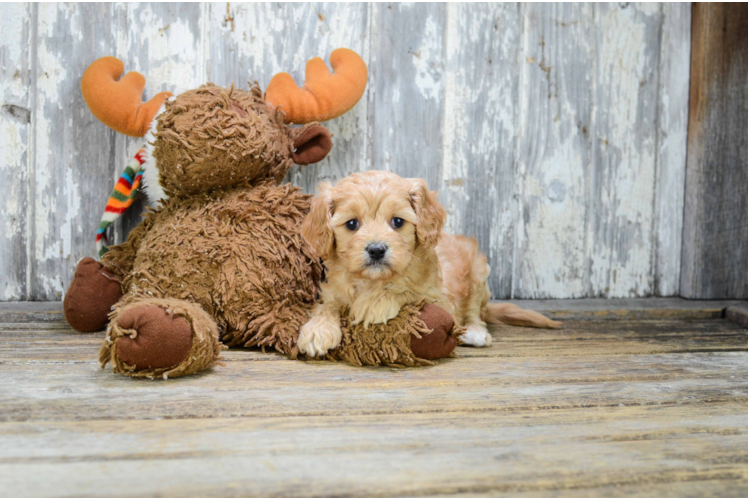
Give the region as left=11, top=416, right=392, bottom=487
left=63, top=49, right=460, bottom=379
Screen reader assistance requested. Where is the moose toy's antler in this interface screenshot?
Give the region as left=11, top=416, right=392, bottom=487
left=265, top=48, right=368, bottom=124
left=81, top=57, right=172, bottom=137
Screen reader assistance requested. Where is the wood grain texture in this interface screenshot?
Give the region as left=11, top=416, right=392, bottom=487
left=681, top=3, right=748, bottom=299
left=441, top=3, right=521, bottom=297
left=588, top=3, right=662, bottom=298
left=31, top=3, right=118, bottom=300
left=4, top=314, right=748, bottom=362
left=726, top=303, right=748, bottom=329
left=3, top=296, right=744, bottom=323
left=0, top=3, right=31, bottom=300
left=653, top=3, right=690, bottom=297
left=0, top=3, right=699, bottom=300
left=2, top=317, right=748, bottom=422
left=1, top=309, right=748, bottom=496
left=367, top=2, right=446, bottom=190
left=2, top=403, right=748, bottom=497
left=515, top=3, right=595, bottom=298
left=504, top=297, right=743, bottom=320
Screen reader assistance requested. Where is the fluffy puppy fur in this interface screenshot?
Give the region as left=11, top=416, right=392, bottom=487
left=298, top=170, right=560, bottom=356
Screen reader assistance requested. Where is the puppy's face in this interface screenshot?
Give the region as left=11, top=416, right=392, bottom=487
left=302, top=171, right=445, bottom=281
left=330, top=179, right=417, bottom=280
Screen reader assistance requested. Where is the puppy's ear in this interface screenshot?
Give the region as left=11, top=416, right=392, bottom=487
left=302, top=183, right=335, bottom=261
left=408, top=179, right=445, bottom=248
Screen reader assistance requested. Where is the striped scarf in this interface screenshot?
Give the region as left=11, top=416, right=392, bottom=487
left=96, top=147, right=147, bottom=258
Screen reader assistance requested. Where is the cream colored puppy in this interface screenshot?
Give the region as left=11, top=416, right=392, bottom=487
left=298, top=171, right=559, bottom=356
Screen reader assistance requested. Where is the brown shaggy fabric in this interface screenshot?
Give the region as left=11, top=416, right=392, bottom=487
left=102, top=214, right=154, bottom=278
left=410, top=303, right=459, bottom=360
left=63, top=257, right=123, bottom=332
left=114, top=304, right=194, bottom=369
left=100, top=298, right=224, bottom=379
left=154, top=85, right=295, bottom=195
left=325, top=302, right=463, bottom=367
left=103, top=182, right=322, bottom=357
left=74, top=83, right=330, bottom=379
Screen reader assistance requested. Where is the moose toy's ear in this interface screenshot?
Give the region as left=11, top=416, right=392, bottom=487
left=266, top=48, right=368, bottom=124
left=81, top=57, right=171, bottom=137
left=291, top=124, right=332, bottom=165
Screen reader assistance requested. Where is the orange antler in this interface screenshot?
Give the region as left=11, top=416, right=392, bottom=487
left=265, top=48, right=368, bottom=124
left=81, top=57, right=172, bottom=137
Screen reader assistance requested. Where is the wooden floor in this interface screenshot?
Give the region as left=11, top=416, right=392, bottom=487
left=2, top=299, right=748, bottom=497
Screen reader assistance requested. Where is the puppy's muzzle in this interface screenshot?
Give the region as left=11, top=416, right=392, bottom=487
left=365, top=242, right=388, bottom=264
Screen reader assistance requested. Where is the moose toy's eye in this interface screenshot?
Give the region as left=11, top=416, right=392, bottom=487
left=391, top=217, right=405, bottom=229
left=345, top=219, right=360, bottom=231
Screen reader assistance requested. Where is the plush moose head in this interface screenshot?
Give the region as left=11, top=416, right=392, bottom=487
left=81, top=49, right=367, bottom=256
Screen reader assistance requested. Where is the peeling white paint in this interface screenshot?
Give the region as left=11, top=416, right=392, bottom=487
left=1, top=6, right=28, bottom=97
left=34, top=8, right=65, bottom=274
left=518, top=142, right=589, bottom=298
left=588, top=3, right=659, bottom=297
left=130, top=5, right=204, bottom=96
left=0, top=3, right=693, bottom=301
left=440, top=3, right=464, bottom=235
left=654, top=3, right=690, bottom=296
left=38, top=274, right=64, bottom=298
left=0, top=3, right=30, bottom=300
left=412, top=15, right=443, bottom=101
left=0, top=8, right=25, bottom=65
left=59, top=166, right=81, bottom=258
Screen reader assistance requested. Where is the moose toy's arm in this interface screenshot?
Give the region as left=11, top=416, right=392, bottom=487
left=64, top=257, right=123, bottom=332
left=63, top=211, right=155, bottom=333
left=101, top=210, right=155, bottom=277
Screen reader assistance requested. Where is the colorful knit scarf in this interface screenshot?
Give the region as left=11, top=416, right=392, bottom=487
left=96, top=147, right=147, bottom=258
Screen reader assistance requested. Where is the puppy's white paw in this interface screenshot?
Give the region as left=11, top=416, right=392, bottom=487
left=298, top=315, right=343, bottom=357
left=460, top=325, right=493, bottom=347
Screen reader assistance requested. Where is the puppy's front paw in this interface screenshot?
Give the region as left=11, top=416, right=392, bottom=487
left=298, top=316, right=343, bottom=357
left=460, top=325, right=493, bottom=347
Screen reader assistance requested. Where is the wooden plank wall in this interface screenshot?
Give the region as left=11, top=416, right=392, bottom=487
left=681, top=3, right=748, bottom=299
left=0, top=3, right=693, bottom=301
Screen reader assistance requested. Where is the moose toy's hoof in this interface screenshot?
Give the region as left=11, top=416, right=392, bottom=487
left=411, top=303, right=459, bottom=360
left=64, top=257, right=123, bottom=332
left=101, top=298, right=223, bottom=379
left=114, top=304, right=194, bottom=370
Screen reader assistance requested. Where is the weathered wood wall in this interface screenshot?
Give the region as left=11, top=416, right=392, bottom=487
left=681, top=3, right=748, bottom=299
left=1, top=3, right=694, bottom=301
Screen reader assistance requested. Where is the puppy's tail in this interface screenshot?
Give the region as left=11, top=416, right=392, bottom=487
left=481, top=303, right=561, bottom=329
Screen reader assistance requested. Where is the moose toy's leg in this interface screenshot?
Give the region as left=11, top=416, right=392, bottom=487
left=410, top=303, right=460, bottom=360
left=64, top=258, right=123, bottom=332
left=100, top=298, right=224, bottom=379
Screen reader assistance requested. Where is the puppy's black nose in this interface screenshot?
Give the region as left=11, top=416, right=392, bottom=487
left=366, top=243, right=388, bottom=261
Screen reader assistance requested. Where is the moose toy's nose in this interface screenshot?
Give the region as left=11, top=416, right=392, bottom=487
left=366, top=243, right=388, bottom=261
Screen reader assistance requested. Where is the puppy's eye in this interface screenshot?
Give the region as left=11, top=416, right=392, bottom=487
left=391, top=217, right=405, bottom=229
left=345, top=219, right=360, bottom=231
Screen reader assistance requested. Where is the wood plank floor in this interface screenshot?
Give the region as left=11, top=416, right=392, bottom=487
left=1, top=300, right=748, bottom=497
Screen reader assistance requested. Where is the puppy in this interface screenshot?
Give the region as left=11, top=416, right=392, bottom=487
left=298, top=170, right=559, bottom=356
